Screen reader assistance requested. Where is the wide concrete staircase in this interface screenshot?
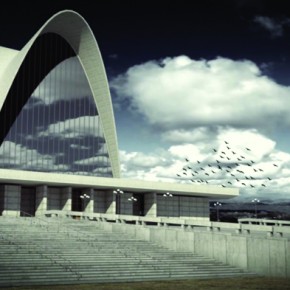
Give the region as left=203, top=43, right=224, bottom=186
left=0, top=217, right=256, bottom=287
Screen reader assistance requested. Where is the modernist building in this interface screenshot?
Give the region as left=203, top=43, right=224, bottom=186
left=0, top=10, right=238, bottom=220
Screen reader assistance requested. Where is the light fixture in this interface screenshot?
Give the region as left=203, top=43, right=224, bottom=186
left=80, top=194, right=90, bottom=199
left=113, top=189, right=124, bottom=194
left=128, top=197, right=137, bottom=202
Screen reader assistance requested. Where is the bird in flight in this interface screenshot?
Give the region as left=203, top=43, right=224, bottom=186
left=185, top=158, right=189, bottom=162
left=246, top=148, right=251, bottom=151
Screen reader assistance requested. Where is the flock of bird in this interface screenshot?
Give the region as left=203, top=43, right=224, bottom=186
left=176, top=141, right=278, bottom=189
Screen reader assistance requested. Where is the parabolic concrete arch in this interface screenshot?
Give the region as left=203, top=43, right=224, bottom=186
left=0, top=10, right=120, bottom=178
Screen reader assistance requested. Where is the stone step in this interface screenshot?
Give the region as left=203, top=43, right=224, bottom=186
left=0, top=218, right=257, bottom=287
left=0, top=272, right=256, bottom=287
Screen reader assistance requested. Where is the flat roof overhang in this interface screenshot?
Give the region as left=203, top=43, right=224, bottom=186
left=0, top=169, right=238, bottom=199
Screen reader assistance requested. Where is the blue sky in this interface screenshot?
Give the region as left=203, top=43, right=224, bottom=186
left=1, top=0, right=290, bottom=202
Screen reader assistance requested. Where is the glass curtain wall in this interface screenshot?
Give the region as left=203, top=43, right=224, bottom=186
left=0, top=33, right=112, bottom=177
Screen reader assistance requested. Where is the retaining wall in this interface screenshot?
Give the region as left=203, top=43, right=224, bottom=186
left=99, top=222, right=290, bottom=277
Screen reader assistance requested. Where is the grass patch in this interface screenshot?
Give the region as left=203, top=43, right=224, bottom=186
left=2, top=277, right=290, bottom=290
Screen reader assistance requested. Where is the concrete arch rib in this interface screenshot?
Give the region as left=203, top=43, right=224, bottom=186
left=0, top=10, right=120, bottom=178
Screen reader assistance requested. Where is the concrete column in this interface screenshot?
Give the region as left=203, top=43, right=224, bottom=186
left=144, top=192, right=157, bottom=217
left=82, top=188, right=94, bottom=214
left=105, top=190, right=116, bottom=214
left=1, top=185, right=21, bottom=217
left=61, top=187, right=72, bottom=212
left=35, top=185, right=48, bottom=216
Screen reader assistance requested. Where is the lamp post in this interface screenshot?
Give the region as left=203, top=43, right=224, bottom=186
left=80, top=194, right=90, bottom=212
left=113, top=189, right=124, bottom=214
left=252, top=198, right=260, bottom=218
left=214, top=202, right=222, bottom=222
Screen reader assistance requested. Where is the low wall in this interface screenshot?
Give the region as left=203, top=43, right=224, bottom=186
left=99, top=222, right=290, bottom=278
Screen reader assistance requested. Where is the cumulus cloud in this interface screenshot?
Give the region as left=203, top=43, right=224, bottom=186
left=253, top=16, right=290, bottom=38
left=74, top=156, right=109, bottom=166
left=120, top=128, right=290, bottom=201
left=0, top=141, right=68, bottom=171
left=32, top=57, right=93, bottom=104
left=38, top=116, right=104, bottom=139
left=111, top=55, right=290, bottom=132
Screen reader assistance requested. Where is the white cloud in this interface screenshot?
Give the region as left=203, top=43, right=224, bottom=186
left=120, top=128, right=290, bottom=201
left=74, top=156, right=109, bottom=166
left=162, top=127, right=211, bottom=143
left=253, top=16, right=290, bottom=38
left=111, top=55, right=290, bottom=131
left=38, top=116, right=104, bottom=139
left=0, top=141, right=68, bottom=171
left=32, top=57, right=93, bottom=104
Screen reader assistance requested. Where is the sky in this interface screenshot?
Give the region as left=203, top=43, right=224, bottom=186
left=1, top=0, right=290, bottom=202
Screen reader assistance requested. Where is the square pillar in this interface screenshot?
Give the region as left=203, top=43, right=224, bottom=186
left=35, top=185, right=48, bottom=216
left=61, top=187, right=72, bottom=212
left=144, top=192, right=157, bottom=217
left=1, top=185, right=21, bottom=217
left=105, top=190, right=116, bottom=215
